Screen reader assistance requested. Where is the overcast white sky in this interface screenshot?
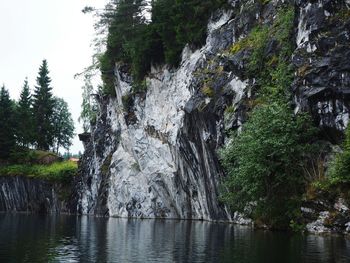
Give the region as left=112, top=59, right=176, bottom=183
left=0, top=0, right=107, bottom=154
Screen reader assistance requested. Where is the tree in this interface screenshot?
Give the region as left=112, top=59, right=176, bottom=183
left=87, top=0, right=227, bottom=94
left=32, top=60, right=55, bottom=150
left=16, top=78, right=34, bottom=147
left=99, top=0, right=149, bottom=93
left=52, top=97, right=75, bottom=153
left=220, top=102, right=317, bottom=228
left=79, top=74, right=97, bottom=132
left=0, top=86, right=16, bottom=158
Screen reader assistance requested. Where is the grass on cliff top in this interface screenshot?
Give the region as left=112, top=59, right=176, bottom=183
left=8, top=148, right=61, bottom=165
left=0, top=161, right=77, bottom=183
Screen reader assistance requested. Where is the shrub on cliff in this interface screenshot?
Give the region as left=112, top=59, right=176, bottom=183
left=328, top=124, right=350, bottom=185
left=220, top=102, right=317, bottom=228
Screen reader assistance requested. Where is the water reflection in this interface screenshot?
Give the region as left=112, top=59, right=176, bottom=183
left=0, top=214, right=349, bottom=263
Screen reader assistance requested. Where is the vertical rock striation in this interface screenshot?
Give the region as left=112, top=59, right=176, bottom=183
left=0, top=176, right=72, bottom=213
left=76, top=0, right=350, bottom=224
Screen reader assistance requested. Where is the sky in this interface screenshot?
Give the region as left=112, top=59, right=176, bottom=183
left=0, top=0, right=107, bottom=154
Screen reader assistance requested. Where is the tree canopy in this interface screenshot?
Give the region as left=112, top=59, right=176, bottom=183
left=0, top=60, right=75, bottom=160
left=52, top=97, right=75, bottom=153
left=0, top=86, right=16, bottom=159
left=32, top=60, right=55, bottom=150
left=16, top=78, right=34, bottom=147
left=94, top=0, right=227, bottom=94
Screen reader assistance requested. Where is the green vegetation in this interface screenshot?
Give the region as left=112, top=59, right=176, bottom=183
left=79, top=74, right=97, bottom=132
left=0, top=161, right=77, bottom=183
left=311, top=125, right=350, bottom=196
left=220, top=103, right=317, bottom=228
left=220, top=6, right=321, bottom=229
left=33, top=60, right=56, bottom=150
left=328, top=125, right=350, bottom=185
left=0, top=60, right=75, bottom=158
left=52, top=98, right=75, bottom=153
left=201, top=85, right=215, bottom=98
left=0, top=86, right=16, bottom=159
left=8, top=149, right=59, bottom=165
left=230, top=7, right=295, bottom=101
left=16, top=78, right=34, bottom=147
left=89, top=0, right=227, bottom=95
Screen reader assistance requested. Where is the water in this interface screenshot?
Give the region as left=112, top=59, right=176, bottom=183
left=0, top=214, right=349, bottom=263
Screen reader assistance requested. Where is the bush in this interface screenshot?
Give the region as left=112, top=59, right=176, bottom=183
left=220, top=102, right=317, bottom=228
left=328, top=125, right=350, bottom=185
left=0, top=161, right=77, bottom=184
left=9, top=148, right=60, bottom=165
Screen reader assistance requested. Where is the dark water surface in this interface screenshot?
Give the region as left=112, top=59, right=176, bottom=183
left=0, top=214, right=349, bottom=263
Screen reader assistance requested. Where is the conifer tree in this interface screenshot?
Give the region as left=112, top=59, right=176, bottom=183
left=0, top=86, right=16, bottom=158
left=32, top=60, right=55, bottom=150
left=16, top=78, right=34, bottom=147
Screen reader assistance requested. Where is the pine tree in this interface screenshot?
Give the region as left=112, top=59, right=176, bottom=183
left=32, top=60, right=55, bottom=151
left=16, top=78, right=34, bottom=147
left=52, top=97, right=75, bottom=153
left=0, top=86, right=16, bottom=158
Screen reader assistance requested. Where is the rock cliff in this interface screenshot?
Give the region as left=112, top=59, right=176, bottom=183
left=0, top=176, right=74, bottom=213
left=76, top=0, right=350, bottom=229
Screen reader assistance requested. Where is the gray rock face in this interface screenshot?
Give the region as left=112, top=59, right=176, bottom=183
left=0, top=176, right=72, bottom=213
left=293, top=0, right=350, bottom=141
left=76, top=0, right=350, bottom=226
left=76, top=9, right=242, bottom=221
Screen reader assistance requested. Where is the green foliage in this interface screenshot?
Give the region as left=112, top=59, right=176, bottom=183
left=16, top=78, right=34, bottom=147
left=230, top=26, right=269, bottom=55
left=52, top=97, right=75, bottom=153
left=95, top=0, right=227, bottom=94
left=220, top=102, right=317, bottom=228
left=122, top=94, right=133, bottom=112
left=0, top=60, right=75, bottom=158
left=0, top=86, right=16, bottom=158
left=101, top=154, right=112, bottom=175
left=220, top=6, right=317, bottom=229
left=8, top=148, right=58, bottom=165
left=0, top=161, right=77, bottom=183
left=229, top=7, right=295, bottom=101
left=246, top=28, right=269, bottom=77
left=79, top=74, right=98, bottom=132
left=201, top=85, right=215, bottom=97
left=32, top=60, right=55, bottom=150
left=132, top=79, right=148, bottom=93
left=328, top=125, right=350, bottom=185
left=289, top=220, right=305, bottom=233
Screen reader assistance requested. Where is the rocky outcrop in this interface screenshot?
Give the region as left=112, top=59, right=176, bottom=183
left=0, top=176, right=74, bottom=213
left=76, top=0, right=350, bottom=228
left=76, top=9, right=239, bottom=221
left=293, top=0, right=350, bottom=142
left=302, top=198, right=350, bottom=234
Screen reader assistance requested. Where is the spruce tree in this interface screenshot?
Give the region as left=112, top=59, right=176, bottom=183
left=16, top=78, right=34, bottom=147
left=0, top=86, right=16, bottom=158
left=32, top=60, right=55, bottom=151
